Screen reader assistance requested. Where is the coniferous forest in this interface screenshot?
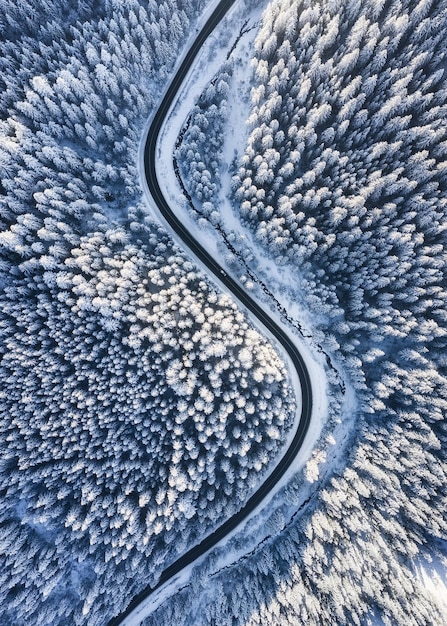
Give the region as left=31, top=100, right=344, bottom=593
left=164, top=0, right=447, bottom=624
left=1, top=0, right=447, bottom=625
left=0, top=1, right=296, bottom=624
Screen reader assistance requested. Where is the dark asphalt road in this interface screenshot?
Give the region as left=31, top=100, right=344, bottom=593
left=108, top=2, right=313, bottom=624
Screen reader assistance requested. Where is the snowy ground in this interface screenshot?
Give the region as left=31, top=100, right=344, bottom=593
left=416, top=544, right=447, bottom=620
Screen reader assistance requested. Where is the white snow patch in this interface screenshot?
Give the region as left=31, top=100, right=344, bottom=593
left=417, top=550, right=447, bottom=619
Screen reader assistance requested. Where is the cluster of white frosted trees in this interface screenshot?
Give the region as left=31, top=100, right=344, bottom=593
left=0, top=1, right=296, bottom=625
left=1, top=221, right=295, bottom=626
left=176, top=63, right=233, bottom=214
left=151, top=0, right=447, bottom=624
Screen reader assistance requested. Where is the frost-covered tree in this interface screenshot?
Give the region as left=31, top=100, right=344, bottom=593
left=176, top=63, right=233, bottom=209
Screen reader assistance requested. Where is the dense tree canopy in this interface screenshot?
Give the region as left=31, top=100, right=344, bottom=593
left=0, top=0, right=296, bottom=624
left=161, top=0, right=447, bottom=624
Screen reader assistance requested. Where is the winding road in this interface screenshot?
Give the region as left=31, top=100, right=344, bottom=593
left=108, top=1, right=313, bottom=624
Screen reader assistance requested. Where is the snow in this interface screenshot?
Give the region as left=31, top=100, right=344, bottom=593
left=417, top=547, right=447, bottom=619
left=129, top=1, right=354, bottom=623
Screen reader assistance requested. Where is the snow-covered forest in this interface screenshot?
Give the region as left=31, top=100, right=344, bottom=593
left=176, top=61, right=233, bottom=214
left=2, top=0, right=447, bottom=624
left=0, top=1, right=298, bottom=624
left=161, top=0, right=447, bottom=624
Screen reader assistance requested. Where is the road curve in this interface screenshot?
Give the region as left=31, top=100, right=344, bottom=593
left=108, top=1, right=313, bottom=624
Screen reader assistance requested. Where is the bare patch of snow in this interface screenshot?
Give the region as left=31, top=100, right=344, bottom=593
left=417, top=546, right=447, bottom=619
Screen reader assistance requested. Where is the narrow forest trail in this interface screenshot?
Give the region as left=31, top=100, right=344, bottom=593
left=108, top=2, right=314, bottom=624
